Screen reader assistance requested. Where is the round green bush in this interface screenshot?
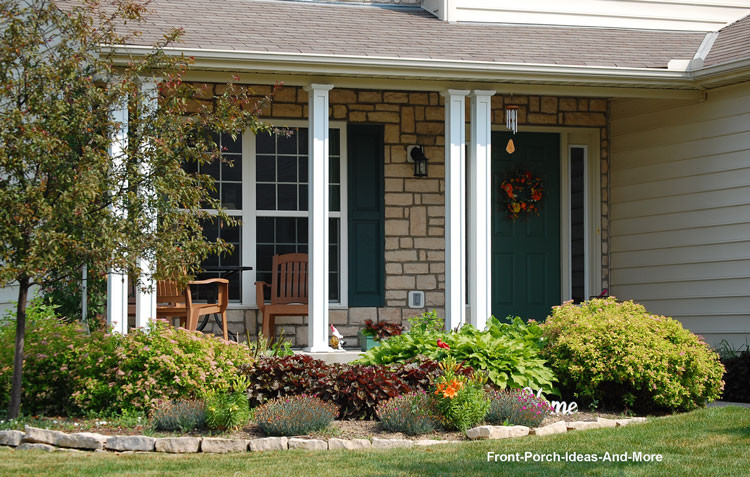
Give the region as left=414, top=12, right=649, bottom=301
left=254, top=394, right=338, bottom=436
left=542, top=298, right=725, bottom=413
left=376, top=391, right=442, bottom=435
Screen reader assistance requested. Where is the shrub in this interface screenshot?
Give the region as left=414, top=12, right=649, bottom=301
left=71, top=319, right=254, bottom=414
left=0, top=300, right=95, bottom=415
left=717, top=341, right=750, bottom=403
left=240, top=355, right=332, bottom=408
left=362, top=320, right=403, bottom=340
left=205, top=377, right=251, bottom=431
left=542, top=298, right=725, bottom=413
left=254, top=395, right=338, bottom=436
left=486, top=389, right=552, bottom=427
left=151, top=399, right=206, bottom=432
left=357, top=312, right=555, bottom=390
left=376, top=391, right=441, bottom=435
left=0, top=304, right=254, bottom=416
left=432, top=357, right=489, bottom=432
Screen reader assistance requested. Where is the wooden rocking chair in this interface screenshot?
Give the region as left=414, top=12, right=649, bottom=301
left=255, top=253, right=309, bottom=342
left=156, top=278, right=230, bottom=340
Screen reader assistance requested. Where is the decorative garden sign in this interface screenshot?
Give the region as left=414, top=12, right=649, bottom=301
left=523, top=387, right=579, bottom=415
left=500, top=169, right=544, bottom=221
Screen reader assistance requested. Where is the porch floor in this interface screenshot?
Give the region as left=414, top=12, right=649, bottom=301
left=294, top=349, right=363, bottom=364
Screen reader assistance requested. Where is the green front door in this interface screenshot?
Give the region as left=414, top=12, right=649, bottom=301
left=491, top=131, right=560, bottom=321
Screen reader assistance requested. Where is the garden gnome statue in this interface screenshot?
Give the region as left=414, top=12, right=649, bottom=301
left=329, top=324, right=345, bottom=350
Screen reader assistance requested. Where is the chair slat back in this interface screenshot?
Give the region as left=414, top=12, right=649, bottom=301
left=157, top=280, right=186, bottom=305
left=270, top=253, right=308, bottom=305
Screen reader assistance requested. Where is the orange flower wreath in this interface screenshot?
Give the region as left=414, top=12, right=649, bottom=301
left=500, top=169, right=544, bottom=220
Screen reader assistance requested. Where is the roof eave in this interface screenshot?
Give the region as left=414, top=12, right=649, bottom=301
left=111, top=45, right=700, bottom=90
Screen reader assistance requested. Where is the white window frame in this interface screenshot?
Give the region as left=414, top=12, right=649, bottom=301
left=238, top=119, right=348, bottom=309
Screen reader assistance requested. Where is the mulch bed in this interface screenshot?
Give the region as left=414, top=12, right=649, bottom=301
left=15, top=410, right=631, bottom=441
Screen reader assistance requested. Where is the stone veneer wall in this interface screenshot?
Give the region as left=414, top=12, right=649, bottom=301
left=187, top=84, right=609, bottom=347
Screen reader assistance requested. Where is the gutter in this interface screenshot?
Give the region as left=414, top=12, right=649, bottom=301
left=110, top=45, right=696, bottom=90
left=110, top=45, right=750, bottom=91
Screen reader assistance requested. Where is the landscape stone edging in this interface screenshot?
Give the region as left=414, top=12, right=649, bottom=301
left=0, top=417, right=648, bottom=454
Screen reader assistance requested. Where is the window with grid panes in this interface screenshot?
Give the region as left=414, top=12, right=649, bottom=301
left=255, top=127, right=342, bottom=303
left=186, top=133, right=243, bottom=302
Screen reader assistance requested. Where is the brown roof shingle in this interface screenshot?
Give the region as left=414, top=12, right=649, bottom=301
left=123, top=0, right=706, bottom=69
left=704, top=14, right=750, bottom=67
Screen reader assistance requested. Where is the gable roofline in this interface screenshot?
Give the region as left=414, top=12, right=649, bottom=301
left=110, top=45, right=750, bottom=92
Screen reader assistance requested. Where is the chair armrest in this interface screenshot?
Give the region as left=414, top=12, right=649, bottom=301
left=189, top=278, right=230, bottom=286
left=255, top=282, right=270, bottom=312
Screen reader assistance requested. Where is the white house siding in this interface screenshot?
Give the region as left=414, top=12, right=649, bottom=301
left=425, top=0, right=750, bottom=31
left=609, top=82, right=750, bottom=347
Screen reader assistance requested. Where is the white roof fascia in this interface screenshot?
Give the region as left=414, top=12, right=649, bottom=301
left=110, top=45, right=697, bottom=89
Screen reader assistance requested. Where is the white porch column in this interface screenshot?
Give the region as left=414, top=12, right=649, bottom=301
left=134, top=80, right=158, bottom=330
left=107, top=96, right=129, bottom=335
left=304, top=83, right=334, bottom=352
left=442, top=90, right=469, bottom=331
left=468, top=90, right=495, bottom=331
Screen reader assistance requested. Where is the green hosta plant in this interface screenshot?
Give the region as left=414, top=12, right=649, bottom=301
left=204, top=377, right=251, bottom=431
left=432, top=357, right=489, bottom=433
left=357, top=312, right=555, bottom=390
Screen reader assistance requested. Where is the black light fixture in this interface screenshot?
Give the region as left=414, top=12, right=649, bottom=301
left=408, top=145, right=428, bottom=177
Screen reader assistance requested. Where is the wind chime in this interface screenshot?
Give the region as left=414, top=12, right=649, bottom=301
left=505, top=104, right=519, bottom=154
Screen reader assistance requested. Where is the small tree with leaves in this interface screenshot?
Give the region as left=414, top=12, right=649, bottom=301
left=0, top=0, right=273, bottom=418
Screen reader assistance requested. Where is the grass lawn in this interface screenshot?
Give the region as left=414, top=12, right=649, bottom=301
left=1, top=406, right=748, bottom=477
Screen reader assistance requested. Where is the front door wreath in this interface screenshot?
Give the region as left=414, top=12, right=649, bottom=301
left=500, top=169, right=544, bottom=221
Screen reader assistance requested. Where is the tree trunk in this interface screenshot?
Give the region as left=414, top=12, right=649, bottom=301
left=7, top=277, right=30, bottom=419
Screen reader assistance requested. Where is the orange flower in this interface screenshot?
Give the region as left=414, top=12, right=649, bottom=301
left=442, top=386, right=458, bottom=399
left=501, top=182, right=514, bottom=198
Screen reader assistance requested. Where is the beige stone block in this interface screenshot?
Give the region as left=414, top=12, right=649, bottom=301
left=386, top=276, right=415, bottom=289
left=376, top=104, right=401, bottom=112
left=467, top=425, right=530, bottom=440
left=590, top=98, right=607, bottom=112
left=405, top=179, right=439, bottom=193
left=564, top=112, right=606, bottom=127
left=404, top=263, right=428, bottom=274
left=367, top=111, right=399, bottom=123
left=385, top=164, right=413, bottom=178
left=295, top=326, right=308, bottom=347
left=400, top=133, right=417, bottom=143
left=428, top=226, right=444, bottom=236
left=409, top=92, right=429, bottom=105
left=421, top=194, right=443, bottom=204
left=559, top=97, right=577, bottom=111
left=333, top=104, right=347, bottom=119
left=385, top=206, right=404, bottom=218
left=430, top=263, right=445, bottom=273
left=185, top=99, right=213, bottom=113
left=358, top=91, right=382, bottom=103
left=275, top=315, right=304, bottom=325
left=426, top=291, right=445, bottom=306
left=387, top=299, right=407, bottom=307
left=427, top=206, right=444, bottom=217
left=414, top=237, right=443, bottom=249
left=386, top=290, right=408, bottom=300
left=506, top=95, right=528, bottom=105
left=384, top=124, right=400, bottom=144
left=415, top=121, right=443, bottom=135
left=385, top=263, right=403, bottom=274
left=249, top=437, right=288, bottom=452
left=530, top=421, right=568, bottom=436
left=401, top=107, right=415, bottom=133
left=409, top=206, right=427, bottom=236
left=330, top=88, right=356, bottom=103
left=529, top=96, right=540, bottom=112
left=273, top=86, right=297, bottom=103
left=349, top=111, right=367, bottom=122
left=390, top=146, right=407, bottom=163
left=414, top=106, right=425, bottom=121
left=400, top=237, right=413, bottom=248
left=328, top=438, right=371, bottom=450
left=527, top=113, right=557, bottom=124
left=329, top=309, right=348, bottom=325
left=349, top=307, right=377, bottom=324
left=378, top=307, right=403, bottom=322
left=425, top=106, right=443, bottom=121
left=385, top=219, right=409, bottom=236
left=385, top=250, right=418, bottom=262
left=541, top=97, right=558, bottom=114
left=384, top=179, right=403, bottom=193
left=385, top=193, right=413, bottom=206
left=416, top=275, right=437, bottom=290
left=426, top=250, right=445, bottom=261
left=384, top=92, right=409, bottom=103
left=288, top=438, right=328, bottom=451
left=273, top=103, right=303, bottom=118
left=349, top=104, right=375, bottom=111
left=577, top=98, right=589, bottom=110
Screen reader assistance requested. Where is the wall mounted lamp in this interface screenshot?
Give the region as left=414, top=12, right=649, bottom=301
left=407, top=145, right=429, bottom=177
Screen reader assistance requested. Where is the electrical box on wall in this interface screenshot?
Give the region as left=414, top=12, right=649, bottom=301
left=408, top=291, right=424, bottom=309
